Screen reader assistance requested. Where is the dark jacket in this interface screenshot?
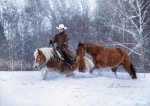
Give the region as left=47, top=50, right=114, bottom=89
left=52, top=31, right=74, bottom=58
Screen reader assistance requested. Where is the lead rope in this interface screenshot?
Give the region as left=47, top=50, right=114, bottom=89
left=75, top=46, right=87, bottom=59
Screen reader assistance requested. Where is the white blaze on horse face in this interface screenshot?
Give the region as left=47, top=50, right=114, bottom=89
left=33, top=47, right=58, bottom=69
left=34, top=49, right=40, bottom=68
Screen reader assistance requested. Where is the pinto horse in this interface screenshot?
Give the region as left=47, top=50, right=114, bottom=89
left=33, top=47, right=94, bottom=80
left=74, top=42, right=137, bottom=79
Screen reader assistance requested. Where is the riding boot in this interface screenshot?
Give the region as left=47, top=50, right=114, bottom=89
left=65, top=59, right=72, bottom=69
left=62, top=51, right=72, bottom=69
left=65, top=63, right=72, bottom=69
left=60, top=62, right=65, bottom=73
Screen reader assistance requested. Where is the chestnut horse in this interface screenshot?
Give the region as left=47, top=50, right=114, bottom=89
left=74, top=42, right=137, bottom=79
left=33, top=47, right=94, bottom=80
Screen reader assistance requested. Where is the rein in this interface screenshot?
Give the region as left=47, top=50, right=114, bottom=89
left=75, top=46, right=87, bottom=58
left=51, top=40, right=62, bottom=61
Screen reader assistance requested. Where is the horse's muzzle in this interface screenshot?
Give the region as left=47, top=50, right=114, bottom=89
left=35, top=66, right=37, bottom=69
left=34, top=65, right=39, bottom=70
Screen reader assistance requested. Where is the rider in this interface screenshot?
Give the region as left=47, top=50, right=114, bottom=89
left=49, top=24, right=74, bottom=72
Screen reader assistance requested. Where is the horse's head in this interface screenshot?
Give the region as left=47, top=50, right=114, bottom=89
left=74, top=42, right=86, bottom=63
left=34, top=49, right=46, bottom=69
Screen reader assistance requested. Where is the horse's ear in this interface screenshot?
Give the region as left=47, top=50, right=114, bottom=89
left=78, top=42, right=84, bottom=47
left=37, top=49, right=41, bottom=55
left=34, top=49, right=36, bottom=51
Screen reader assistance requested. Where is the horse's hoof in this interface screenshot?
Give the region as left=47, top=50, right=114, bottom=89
left=43, top=77, right=47, bottom=80
left=89, top=69, right=94, bottom=74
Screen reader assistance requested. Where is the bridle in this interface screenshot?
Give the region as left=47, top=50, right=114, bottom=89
left=38, top=55, right=43, bottom=69
left=75, top=46, right=87, bottom=59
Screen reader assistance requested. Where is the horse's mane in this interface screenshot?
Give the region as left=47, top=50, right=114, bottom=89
left=40, top=47, right=54, bottom=63
left=78, top=42, right=99, bottom=47
left=34, top=47, right=61, bottom=63
left=86, top=43, right=100, bottom=46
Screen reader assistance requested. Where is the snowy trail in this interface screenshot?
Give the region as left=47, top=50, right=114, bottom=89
left=0, top=69, right=150, bottom=106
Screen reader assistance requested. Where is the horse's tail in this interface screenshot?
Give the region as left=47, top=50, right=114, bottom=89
left=130, top=62, right=137, bottom=79
left=83, top=57, right=94, bottom=72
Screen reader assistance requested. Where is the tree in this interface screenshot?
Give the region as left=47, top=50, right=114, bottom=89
left=113, top=0, right=150, bottom=72
left=0, top=22, right=8, bottom=59
left=93, top=0, right=150, bottom=72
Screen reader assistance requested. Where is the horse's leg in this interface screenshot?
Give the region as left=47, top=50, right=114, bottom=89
left=97, top=67, right=102, bottom=76
left=43, top=67, right=55, bottom=80
left=122, top=62, right=137, bottom=79
left=122, top=53, right=137, bottom=79
left=90, top=59, right=98, bottom=73
left=89, top=66, right=95, bottom=73
left=89, top=65, right=100, bottom=74
left=111, top=67, right=118, bottom=78
left=78, top=58, right=86, bottom=72
left=122, top=63, right=132, bottom=78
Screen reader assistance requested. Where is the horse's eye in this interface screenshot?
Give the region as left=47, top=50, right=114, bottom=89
left=39, top=57, right=41, bottom=59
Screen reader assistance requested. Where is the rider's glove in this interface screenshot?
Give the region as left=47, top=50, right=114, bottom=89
left=61, top=44, right=65, bottom=47
left=48, top=40, right=53, bottom=47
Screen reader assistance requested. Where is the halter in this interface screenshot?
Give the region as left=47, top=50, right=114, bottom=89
left=75, top=46, right=87, bottom=58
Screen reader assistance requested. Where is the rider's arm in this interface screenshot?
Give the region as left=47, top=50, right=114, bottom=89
left=63, top=34, right=70, bottom=46
left=52, top=34, right=57, bottom=43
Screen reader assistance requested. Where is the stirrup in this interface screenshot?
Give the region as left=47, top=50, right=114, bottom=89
left=66, top=63, right=72, bottom=69
left=60, top=66, right=65, bottom=73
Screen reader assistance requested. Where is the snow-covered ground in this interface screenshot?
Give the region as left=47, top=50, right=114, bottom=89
left=0, top=68, right=150, bottom=106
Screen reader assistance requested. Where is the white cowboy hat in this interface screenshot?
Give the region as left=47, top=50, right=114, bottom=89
left=56, top=24, right=67, bottom=29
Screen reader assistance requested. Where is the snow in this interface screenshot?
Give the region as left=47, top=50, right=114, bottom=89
left=0, top=68, right=150, bottom=106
